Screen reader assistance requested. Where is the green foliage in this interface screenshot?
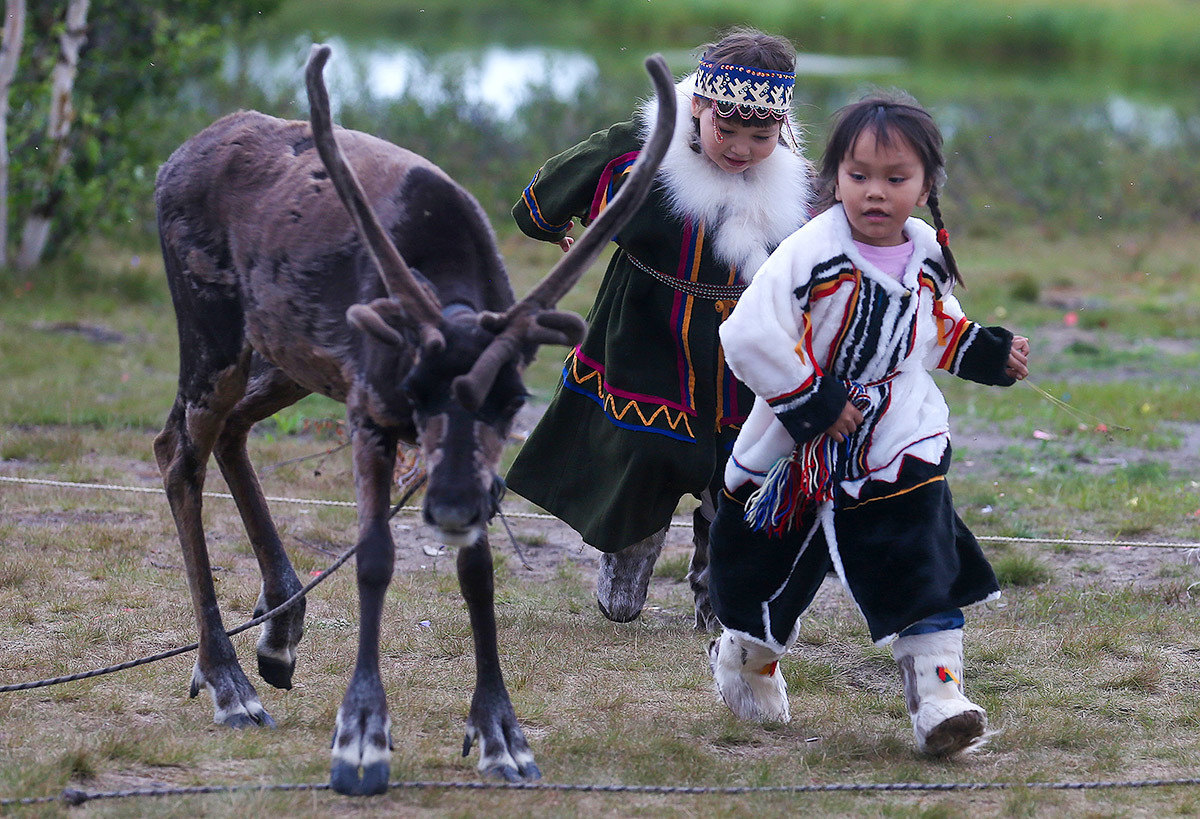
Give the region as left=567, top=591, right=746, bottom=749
left=461, top=0, right=1200, bottom=83
left=6, top=1, right=283, bottom=261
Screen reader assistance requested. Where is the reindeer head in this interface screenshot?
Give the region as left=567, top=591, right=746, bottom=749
left=307, top=44, right=675, bottom=545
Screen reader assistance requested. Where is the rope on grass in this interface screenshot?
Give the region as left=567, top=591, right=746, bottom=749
left=2, top=474, right=1198, bottom=550
left=0, top=476, right=425, bottom=694
left=0, top=540, right=357, bottom=694
left=4, top=775, right=1200, bottom=807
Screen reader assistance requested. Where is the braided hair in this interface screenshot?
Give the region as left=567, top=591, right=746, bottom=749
left=816, top=93, right=962, bottom=285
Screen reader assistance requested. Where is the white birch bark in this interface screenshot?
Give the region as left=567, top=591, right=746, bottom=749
left=16, top=0, right=89, bottom=271
left=0, top=0, right=26, bottom=268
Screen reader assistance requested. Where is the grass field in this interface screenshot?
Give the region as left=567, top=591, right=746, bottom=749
left=1, top=221, right=1199, bottom=817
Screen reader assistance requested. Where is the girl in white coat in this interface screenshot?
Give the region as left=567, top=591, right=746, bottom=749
left=707, top=94, right=1030, bottom=756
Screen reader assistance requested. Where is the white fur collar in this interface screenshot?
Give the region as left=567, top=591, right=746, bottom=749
left=638, top=74, right=814, bottom=282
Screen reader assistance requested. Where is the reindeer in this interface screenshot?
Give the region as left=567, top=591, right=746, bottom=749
left=151, top=44, right=674, bottom=795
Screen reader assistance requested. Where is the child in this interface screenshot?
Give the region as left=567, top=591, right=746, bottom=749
left=506, top=28, right=814, bottom=629
left=706, top=93, right=1031, bottom=756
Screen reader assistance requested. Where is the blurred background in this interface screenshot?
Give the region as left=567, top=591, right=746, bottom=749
left=3, top=0, right=1198, bottom=270
left=1, top=0, right=1197, bottom=429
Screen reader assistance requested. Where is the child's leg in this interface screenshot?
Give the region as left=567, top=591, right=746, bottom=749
left=596, top=524, right=668, bottom=622
left=890, top=614, right=987, bottom=756
left=708, top=629, right=790, bottom=722
left=687, top=491, right=718, bottom=632
left=707, top=486, right=830, bottom=723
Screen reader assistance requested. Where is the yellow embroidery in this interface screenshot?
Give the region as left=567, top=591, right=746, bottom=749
left=839, top=475, right=946, bottom=512
left=568, top=356, right=696, bottom=439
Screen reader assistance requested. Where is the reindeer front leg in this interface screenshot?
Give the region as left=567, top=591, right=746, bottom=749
left=330, top=417, right=396, bottom=796
left=458, top=532, right=540, bottom=781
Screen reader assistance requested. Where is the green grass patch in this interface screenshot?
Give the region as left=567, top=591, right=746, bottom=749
left=992, top=551, right=1054, bottom=587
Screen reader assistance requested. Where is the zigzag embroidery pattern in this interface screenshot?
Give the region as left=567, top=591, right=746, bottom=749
left=567, top=354, right=696, bottom=441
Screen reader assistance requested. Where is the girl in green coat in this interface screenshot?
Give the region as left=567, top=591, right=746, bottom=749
left=507, top=28, right=814, bottom=628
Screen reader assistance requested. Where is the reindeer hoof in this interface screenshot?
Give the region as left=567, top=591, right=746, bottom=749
left=193, top=660, right=277, bottom=728
left=484, top=762, right=527, bottom=783
left=222, top=709, right=277, bottom=729
left=330, top=704, right=392, bottom=796
left=330, top=760, right=390, bottom=796
left=258, top=654, right=295, bottom=690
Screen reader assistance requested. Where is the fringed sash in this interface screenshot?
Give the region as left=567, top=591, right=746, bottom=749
left=744, top=381, right=872, bottom=536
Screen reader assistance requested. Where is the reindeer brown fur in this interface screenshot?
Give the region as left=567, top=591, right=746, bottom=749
left=152, top=44, right=674, bottom=795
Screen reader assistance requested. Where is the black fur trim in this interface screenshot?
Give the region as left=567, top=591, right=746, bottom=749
left=955, top=325, right=1016, bottom=386
left=774, top=377, right=849, bottom=444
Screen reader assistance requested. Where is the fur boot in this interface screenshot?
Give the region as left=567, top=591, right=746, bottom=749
left=708, top=630, right=789, bottom=723
left=891, top=628, right=987, bottom=756
left=596, top=526, right=667, bottom=622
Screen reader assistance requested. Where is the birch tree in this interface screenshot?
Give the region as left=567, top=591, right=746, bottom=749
left=14, top=0, right=84, bottom=270
left=4, top=1, right=281, bottom=271
left=0, top=0, right=26, bottom=267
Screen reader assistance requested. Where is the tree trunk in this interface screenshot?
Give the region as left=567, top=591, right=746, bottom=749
left=15, top=0, right=88, bottom=271
left=0, top=0, right=26, bottom=269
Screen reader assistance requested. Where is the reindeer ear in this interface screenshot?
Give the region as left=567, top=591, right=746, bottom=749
left=346, top=302, right=406, bottom=347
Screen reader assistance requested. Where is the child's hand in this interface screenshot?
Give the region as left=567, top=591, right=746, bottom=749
left=557, top=221, right=575, bottom=252
left=825, top=400, right=864, bottom=443
left=1005, top=335, right=1030, bottom=381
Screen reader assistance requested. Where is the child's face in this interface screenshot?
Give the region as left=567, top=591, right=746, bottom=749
left=834, top=127, right=931, bottom=247
left=691, top=98, right=781, bottom=175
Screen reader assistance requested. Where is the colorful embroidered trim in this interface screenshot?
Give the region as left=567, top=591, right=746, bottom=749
left=561, top=351, right=698, bottom=443
left=695, top=59, right=794, bottom=115
left=589, top=151, right=639, bottom=222
left=936, top=666, right=961, bottom=685
left=519, top=170, right=572, bottom=234
left=744, top=381, right=872, bottom=536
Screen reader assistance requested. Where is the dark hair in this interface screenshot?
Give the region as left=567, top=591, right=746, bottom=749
left=690, top=27, right=795, bottom=138
left=817, top=92, right=962, bottom=285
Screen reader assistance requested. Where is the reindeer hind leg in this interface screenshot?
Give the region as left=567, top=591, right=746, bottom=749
left=213, top=357, right=313, bottom=691
left=156, top=243, right=274, bottom=728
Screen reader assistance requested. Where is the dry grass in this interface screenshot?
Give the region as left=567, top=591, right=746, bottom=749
left=1, top=220, right=1199, bottom=816
left=3, top=427, right=1200, bottom=817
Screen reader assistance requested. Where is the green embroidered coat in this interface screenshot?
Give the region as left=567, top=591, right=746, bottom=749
left=506, top=80, right=812, bottom=552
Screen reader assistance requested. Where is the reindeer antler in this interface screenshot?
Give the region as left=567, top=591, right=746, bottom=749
left=453, top=53, right=677, bottom=412
left=306, top=44, right=445, bottom=352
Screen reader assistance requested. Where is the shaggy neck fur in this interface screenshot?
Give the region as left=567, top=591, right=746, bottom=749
left=638, top=74, right=814, bottom=282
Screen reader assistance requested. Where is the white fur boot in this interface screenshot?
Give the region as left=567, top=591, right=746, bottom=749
left=891, top=628, right=987, bottom=756
left=708, top=630, right=790, bottom=723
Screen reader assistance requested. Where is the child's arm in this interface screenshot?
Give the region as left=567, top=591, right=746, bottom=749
left=720, top=236, right=850, bottom=445
left=929, top=294, right=1029, bottom=386
left=511, top=120, right=642, bottom=247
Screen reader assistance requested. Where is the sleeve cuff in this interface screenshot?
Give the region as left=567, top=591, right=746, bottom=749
left=773, top=377, right=849, bottom=445
left=956, top=325, right=1016, bottom=386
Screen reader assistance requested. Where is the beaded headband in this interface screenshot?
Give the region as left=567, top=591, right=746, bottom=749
left=694, top=58, right=795, bottom=120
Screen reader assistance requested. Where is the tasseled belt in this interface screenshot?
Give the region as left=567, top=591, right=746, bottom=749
left=626, top=252, right=747, bottom=300
left=744, top=381, right=874, bottom=537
